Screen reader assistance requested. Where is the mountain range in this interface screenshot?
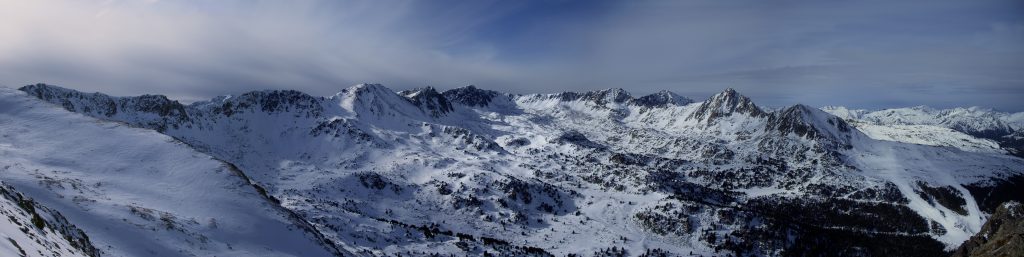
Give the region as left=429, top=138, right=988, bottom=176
left=1, top=83, right=1022, bottom=256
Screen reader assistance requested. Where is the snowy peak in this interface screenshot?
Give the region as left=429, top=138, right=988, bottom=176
left=633, top=90, right=694, bottom=108
left=334, top=83, right=426, bottom=120
left=766, top=104, right=858, bottom=147
left=442, top=85, right=501, bottom=107
left=688, top=88, right=764, bottom=123
left=338, top=83, right=400, bottom=101
left=213, top=89, right=325, bottom=118
left=399, top=86, right=454, bottom=118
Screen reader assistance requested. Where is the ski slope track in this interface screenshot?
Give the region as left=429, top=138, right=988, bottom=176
left=7, top=83, right=1024, bottom=256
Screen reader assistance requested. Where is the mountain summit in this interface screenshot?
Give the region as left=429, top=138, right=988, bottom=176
left=399, top=86, right=454, bottom=118
left=633, top=90, right=694, bottom=108
left=688, top=88, right=765, bottom=123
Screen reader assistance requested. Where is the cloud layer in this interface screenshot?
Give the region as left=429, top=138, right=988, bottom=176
left=1, top=0, right=1022, bottom=110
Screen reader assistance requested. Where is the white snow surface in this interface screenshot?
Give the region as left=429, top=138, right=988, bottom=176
left=0, top=88, right=338, bottom=257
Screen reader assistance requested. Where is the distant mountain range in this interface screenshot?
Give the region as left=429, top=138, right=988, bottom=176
left=822, top=105, right=1024, bottom=157
left=1, top=83, right=1021, bottom=256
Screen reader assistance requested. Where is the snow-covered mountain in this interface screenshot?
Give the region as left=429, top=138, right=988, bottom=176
left=822, top=106, right=1024, bottom=156
left=822, top=106, right=1018, bottom=135
left=5, top=83, right=1023, bottom=256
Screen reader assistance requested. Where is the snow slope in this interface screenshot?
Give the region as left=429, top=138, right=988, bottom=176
left=0, top=88, right=342, bottom=257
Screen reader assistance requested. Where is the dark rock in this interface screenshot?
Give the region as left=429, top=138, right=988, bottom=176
left=952, top=201, right=1024, bottom=257
left=632, top=90, right=693, bottom=108
left=442, top=85, right=501, bottom=107
left=687, top=88, right=765, bottom=123
left=400, top=87, right=454, bottom=118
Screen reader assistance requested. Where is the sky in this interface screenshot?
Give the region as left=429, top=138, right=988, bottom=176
left=1, top=0, right=1023, bottom=111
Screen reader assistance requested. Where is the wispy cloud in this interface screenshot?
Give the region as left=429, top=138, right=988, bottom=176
left=0, top=0, right=525, bottom=100
left=1, top=0, right=1022, bottom=110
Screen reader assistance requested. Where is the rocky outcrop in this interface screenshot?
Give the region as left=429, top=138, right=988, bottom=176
left=632, top=90, right=693, bottom=108
left=555, top=88, right=632, bottom=106
left=442, top=85, right=501, bottom=107
left=399, top=86, right=454, bottom=118
left=20, top=83, right=190, bottom=131
left=0, top=183, right=99, bottom=257
left=766, top=104, right=857, bottom=149
left=952, top=201, right=1024, bottom=257
left=687, top=88, right=765, bottom=123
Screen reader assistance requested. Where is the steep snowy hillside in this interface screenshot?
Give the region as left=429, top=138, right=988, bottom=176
left=0, top=88, right=343, bottom=257
left=16, top=83, right=1024, bottom=256
left=0, top=184, right=95, bottom=257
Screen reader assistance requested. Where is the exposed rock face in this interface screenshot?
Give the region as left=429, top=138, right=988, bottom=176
left=688, top=88, right=765, bottom=123
left=952, top=201, right=1024, bottom=257
left=399, top=86, right=454, bottom=118
left=20, top=83, right=191, bottom=131
left=0, top=184, right=99, bottom=257
left=548, top=88, right=694, bottom=108
left=442, top=85, right=501, bottom=107
left=632, top=90, right=694, bottom=108
left=556, top=88, right=632, bottom=105
left=766, top=104, right=857, bottom=149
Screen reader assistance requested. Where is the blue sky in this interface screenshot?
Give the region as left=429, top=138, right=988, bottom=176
left=1, top=0, right=1023, bottom=110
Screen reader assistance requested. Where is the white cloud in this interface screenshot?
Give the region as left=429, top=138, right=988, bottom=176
left=0, top=0, right=520, bottom=100
left=0, top=0, right=1021, bottom=110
